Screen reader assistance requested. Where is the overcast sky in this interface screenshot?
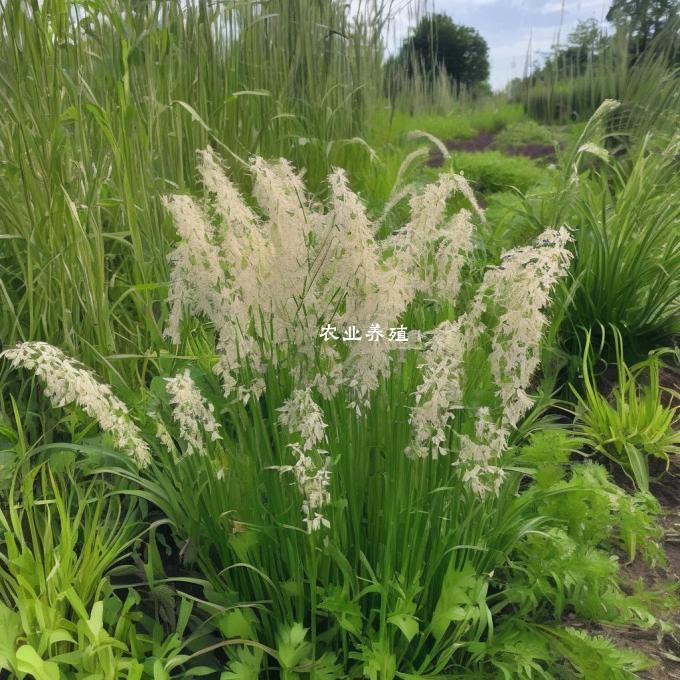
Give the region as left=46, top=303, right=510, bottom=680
left=387, top=0, right=612, bottom=90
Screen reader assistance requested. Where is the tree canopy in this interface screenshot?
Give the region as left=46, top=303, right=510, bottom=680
left=606, top=0, right=679, bottom=56
left=400, top=13, right=490, bottom=92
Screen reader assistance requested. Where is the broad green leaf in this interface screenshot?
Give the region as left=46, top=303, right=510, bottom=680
left=0, top=603, right=20, bottom=669
left=48, top=630, right=75, bottom=646
left=221, top=646, right=263, bottom=680
left=277, top=623, right=310, bottom=669
left=15, top=645, right=60, bottom=680
left=218, top=608, right=257, bottom=640
left=387, top=613, right=419, bottom=642
left=431, top=563, right=481, bottom=641
left=319, top=587, right=362, bottom=636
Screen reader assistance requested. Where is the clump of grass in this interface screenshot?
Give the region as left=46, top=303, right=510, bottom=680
left=370, top=109, right=477, bottom=146
left=466, top=101, right=526, bottom=133
left=561, top=132, right=680, bottom=356
left=369, top=101, right=526, bottom=148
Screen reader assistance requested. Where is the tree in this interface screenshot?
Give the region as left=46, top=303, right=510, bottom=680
left=400, top=13, right=490, bottom=93
left=606, top=0, right=679, bottom=56
left=540, top=19, right=610, bottom=74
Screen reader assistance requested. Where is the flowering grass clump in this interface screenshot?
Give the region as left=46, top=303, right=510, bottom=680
left=146, top=152, right=590, bottom=677
left=163, top=147, right=482, bottom=413
left=2, top=145, right=666, bottom=678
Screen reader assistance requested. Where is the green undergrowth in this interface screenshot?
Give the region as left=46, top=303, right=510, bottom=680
left=446, top=151, right=549, bottom=194
left=368, top=101, right=526, bottom=147
left=493, top=120, right=563, bottom=150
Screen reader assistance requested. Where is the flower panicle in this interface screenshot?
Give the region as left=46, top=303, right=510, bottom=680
left=1, top=342, right=150, bottom=467
left=486, top=226, right=573, bottom=426
left=166, top=370, right=221, bottom=457
left=276, top=388, right=331, bottom=532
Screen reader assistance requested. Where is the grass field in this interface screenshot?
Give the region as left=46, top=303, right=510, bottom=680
left=0, top=1, right=678, bottom=678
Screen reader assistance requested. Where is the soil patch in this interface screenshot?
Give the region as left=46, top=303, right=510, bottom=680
left=425, top=131, right=558, bottom=168
left=505, top=143, right=557, bottom=162
left=445, top=131, right=496, bottom=152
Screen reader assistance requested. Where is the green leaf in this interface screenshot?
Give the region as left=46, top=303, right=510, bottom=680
left=0, top=603, right=20, bottom=670
left=221, top=646, right=263, bottom=680
left=355, top=640, right=396, bottom=680
left=431, top=562, right=481, bottom=641
left=387, top=613, right=419, bottom=642
left=218, top=609, right=257, bottom=640
left=277, top=623, right=311, bottom=670
left=48, top=629, right=75, bottom=646
left=87, top=601, right=104, bottom=638
left=15, top=645, right=60, bottom=680
left=319, top=587, right=362, bottom=636
left=153, top=658, right=170, bottom=680
left=623, top=442, right=649, bottom=492
left=172, top=100, right=211, bottom=131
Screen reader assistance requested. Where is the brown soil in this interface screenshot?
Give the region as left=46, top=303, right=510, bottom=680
left=425, top=131, right=558, bottom=168
left=445, top=131, right=496, bottom=152
left=505, top=143, right=558, bottom=161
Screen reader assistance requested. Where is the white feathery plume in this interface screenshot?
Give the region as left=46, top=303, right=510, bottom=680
left=389, top=172, right=481, bottom=302
left=198, top=147, right=259, bottom=237
left=249, top=156, right=323, bottom=359
left=166, top=370, right=221, bottom=456
left=162, top=194, right=230, bottom=345
left=485, top=227, right=573, bottom=426
left=323, top=169, right=411, bottom=413
left=276, top=388, right=331, bottom=532
left=457, top=407, right=508, bottom=498
left=1, top=342, right=150, bottom=467
left=278, top=387, right=327, bottom=451
left=407, top=319, right=467, bottom=459
left=434, top=208, right=476, bottom=300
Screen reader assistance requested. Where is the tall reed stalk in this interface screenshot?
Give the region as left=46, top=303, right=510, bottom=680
left=0, top=0, right=389, bottom=387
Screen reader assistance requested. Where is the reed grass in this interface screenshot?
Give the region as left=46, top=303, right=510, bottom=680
left=0, top=0, right=389, bottom=385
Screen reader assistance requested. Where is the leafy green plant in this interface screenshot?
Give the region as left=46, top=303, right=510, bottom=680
left=572, top=328, right=680, bottom=492
left=0, top=450, right=225, bottom=678
left=446, top=151, right=548, bottom=194
left=516, top=429, right=666, bottom=564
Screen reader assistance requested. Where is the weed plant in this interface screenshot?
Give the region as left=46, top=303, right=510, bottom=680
left=573, top=328, right=680, bottom=492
